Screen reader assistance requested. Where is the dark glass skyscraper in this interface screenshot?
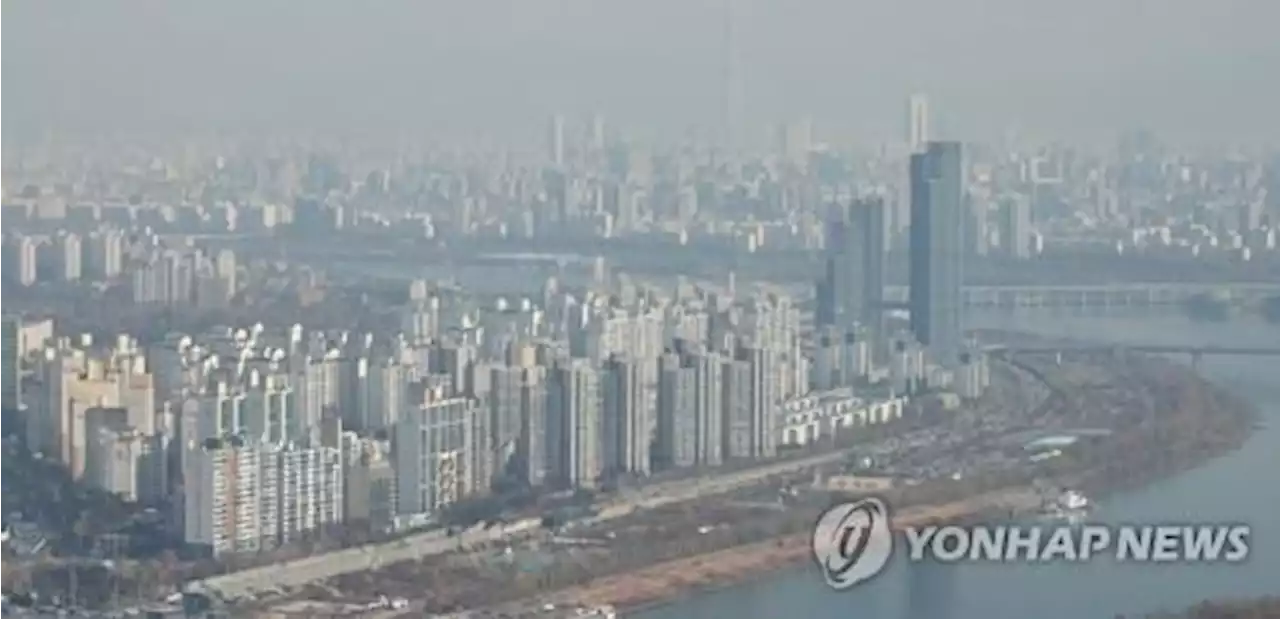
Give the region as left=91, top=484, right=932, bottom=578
left=815, top=197, right=886, bottom=343
left=909, top=141, right=965, bottom=364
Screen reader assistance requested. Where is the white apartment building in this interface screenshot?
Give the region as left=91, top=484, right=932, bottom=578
left=182, top=438, right=343, bottom=557
left=31, top=347, right=156, bottom=479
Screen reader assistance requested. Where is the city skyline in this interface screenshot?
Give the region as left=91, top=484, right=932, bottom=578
left=5, top=1, right=1280, bottom=146
left=3, top=3, right=1279, bottom=616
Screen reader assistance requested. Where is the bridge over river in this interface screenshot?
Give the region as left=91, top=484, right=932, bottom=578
left=884, top=282, right=1280, bottom=310
left=987, top=342, right=1280, bottom=367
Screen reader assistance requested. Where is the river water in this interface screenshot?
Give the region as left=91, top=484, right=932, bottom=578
left=637, top=312, right=1280, bottom=619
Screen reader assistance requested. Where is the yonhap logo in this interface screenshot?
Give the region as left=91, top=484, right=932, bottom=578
left=812, top=497, right=894, bottom=589
left=811, top=495, right=1251, bottom=592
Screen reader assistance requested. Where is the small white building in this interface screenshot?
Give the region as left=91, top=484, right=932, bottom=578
left=777, top=388, right=906, bottom=447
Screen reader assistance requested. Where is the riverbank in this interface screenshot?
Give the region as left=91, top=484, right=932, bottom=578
left=555, top=488, right=1042, bottom=613
left=1141, top=597, right=1280, bottom=619
left=259, top=348, right=1256, bottom=619
left=544, top=355, right=1257, bottom=617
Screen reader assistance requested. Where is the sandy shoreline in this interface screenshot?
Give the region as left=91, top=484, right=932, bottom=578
left=552, top=488, right=1043, bottom=613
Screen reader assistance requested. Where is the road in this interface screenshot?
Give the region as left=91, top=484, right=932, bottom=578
left=194, top=446, right=858, bottom=600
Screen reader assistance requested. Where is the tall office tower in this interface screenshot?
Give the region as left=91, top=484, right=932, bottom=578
left=655, top=344, right=724, bottom=469
left=998, top=195, right=1033, bottom=259
left=722, top=343, right=778, bottom=461
left=722, top=0, right=742, bottom=148
left=909, top=141, right=966, bottom=365
left=907, top=94, right=930, bottom=153
left=1, top=316, right=19, bottom=411
left=602, top=355, right=652, bottom=478
left=546, top=359, right=602, bottom=489
left=549, top=114, right=567, bottom=168
left=395, top=392, right=476, bottom=515
left=816, top=197, right=886, bottom=344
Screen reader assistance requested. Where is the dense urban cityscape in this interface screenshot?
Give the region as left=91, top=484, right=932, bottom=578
left=4, top=3, right=1280, bottom=619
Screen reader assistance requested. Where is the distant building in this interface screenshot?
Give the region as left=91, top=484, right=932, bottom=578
left=909, top=141, right=966, bottom=365
left=816, top=197, right=886, bottom=345
left=56, top=232, right=83, bottom=281
left=907, top=94, right=930, bottom=153
left=3, top=234, right=40, bottom=286
left=968, top=196, right=990, bottom=256
left=85, top=228, right=125, bottom=279
left=955, top=349, right=991, bottom=400
left=999, top=195, right=1033, bottom=259
left=2, top=316, right=21, bottom=411
left=548, top=114, right=567, bottom=168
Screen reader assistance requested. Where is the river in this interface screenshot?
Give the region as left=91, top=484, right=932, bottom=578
left=636, top=312, right=1280, bottom=619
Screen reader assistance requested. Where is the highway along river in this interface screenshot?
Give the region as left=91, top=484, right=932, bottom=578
left=637, top=311, right=1280, bottom=619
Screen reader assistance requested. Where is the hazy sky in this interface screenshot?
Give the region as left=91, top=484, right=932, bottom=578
left=4, top=0, right=1278, bottom=146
